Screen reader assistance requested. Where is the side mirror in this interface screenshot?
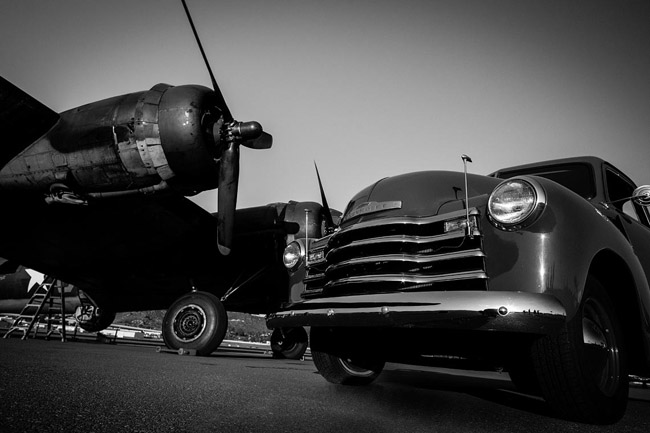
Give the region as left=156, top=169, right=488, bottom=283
left=633, top=185, right=650, bottom=206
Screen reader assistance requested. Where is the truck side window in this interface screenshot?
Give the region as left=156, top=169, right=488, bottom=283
left=605, top=168, right=648, bottom=225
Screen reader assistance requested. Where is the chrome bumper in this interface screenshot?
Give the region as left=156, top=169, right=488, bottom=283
left=267, top=291, right=567, bottom=334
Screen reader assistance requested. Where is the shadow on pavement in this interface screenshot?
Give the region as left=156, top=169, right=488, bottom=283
left=378, top=366, right=554, bottom=419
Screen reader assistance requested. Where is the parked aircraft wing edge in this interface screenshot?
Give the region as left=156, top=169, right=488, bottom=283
left=0, top=76, right=60, bottom=167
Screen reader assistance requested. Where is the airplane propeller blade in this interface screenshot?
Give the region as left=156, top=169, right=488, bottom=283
left=217, top=142, right=239, bottom=255
left=243, top=131, right=273, bottom=150
left=314, top=162, right=335, bottom=232
left=181, top=0, right=232, bottom=122
left=182, top=0, right=272, bottom=255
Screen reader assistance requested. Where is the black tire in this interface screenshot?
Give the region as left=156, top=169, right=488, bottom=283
left=531, top=276, right=628, bottom=424
left=162, top=291, right=227, bottom=356
left=312, top=351, right=385, bottom=385
left=270, top=327, right=308, bottom=360
left=77, top=308, right=116, bottom=333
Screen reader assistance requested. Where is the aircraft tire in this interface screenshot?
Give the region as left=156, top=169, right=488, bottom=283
left=162, top=291, right=227, bottom=356
left=77, top=309, right=116, bottom=333
left=270, top=327, right=308, bottom=359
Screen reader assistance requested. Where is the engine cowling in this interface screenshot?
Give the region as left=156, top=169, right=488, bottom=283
left=0, top=84, right=224, bottom=197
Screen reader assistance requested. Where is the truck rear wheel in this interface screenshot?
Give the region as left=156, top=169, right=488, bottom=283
left=531, top=276, right=628, bottom=424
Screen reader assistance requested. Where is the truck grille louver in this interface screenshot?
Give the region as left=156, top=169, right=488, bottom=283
left=304, top=211, right=487, bottom=298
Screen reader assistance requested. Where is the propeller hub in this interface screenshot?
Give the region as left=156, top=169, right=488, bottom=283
left=229, top=121, right=263, bottom=142
left=223, top=120, right=264, bottom=146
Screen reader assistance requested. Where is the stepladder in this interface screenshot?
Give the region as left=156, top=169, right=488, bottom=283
left=3, top=276, right=68, bottom=341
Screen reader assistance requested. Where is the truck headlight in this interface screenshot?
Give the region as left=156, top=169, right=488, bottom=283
left=488, top=178, right=546, bottom=229
left=283, top=241, right=304, bottom=270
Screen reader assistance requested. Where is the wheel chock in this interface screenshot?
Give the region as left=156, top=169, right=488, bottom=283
left=155, top=346, right=197, bottom=356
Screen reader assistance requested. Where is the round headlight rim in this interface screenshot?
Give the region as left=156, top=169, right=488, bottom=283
left=488, top=177, right=546, bottom=230
left=282, top=240, right=305, bottom=271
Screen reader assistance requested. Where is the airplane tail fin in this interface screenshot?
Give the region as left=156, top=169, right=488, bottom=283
left=0, top=77, right=60, bottom=167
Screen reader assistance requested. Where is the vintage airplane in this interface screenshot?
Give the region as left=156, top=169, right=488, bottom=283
left=0, top=0, right=327, bottom=357
left=0, top=198, right=326, bottom=360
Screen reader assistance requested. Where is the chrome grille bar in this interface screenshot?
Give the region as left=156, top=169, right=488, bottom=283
left=328, top=231, right=467, bottom=258
left=328, top=248, right=485, bottom=273
left=326, top=270, right=488, bottom=288
left=335, top=208, right=470, bottom=234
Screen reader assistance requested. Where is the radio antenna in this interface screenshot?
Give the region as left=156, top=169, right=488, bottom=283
left=461, top=154, right=473, bottom=237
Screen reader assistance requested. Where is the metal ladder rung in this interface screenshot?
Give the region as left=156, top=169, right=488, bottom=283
left=3, top=276, right=67, bottom=341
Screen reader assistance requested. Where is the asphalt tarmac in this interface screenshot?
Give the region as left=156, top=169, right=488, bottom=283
left=1, top=338, right=649, bottom=433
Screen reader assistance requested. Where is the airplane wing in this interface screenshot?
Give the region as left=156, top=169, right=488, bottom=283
left=0, top=194, right=290, bottom=314
left=0, top=77, right=60, bottom=167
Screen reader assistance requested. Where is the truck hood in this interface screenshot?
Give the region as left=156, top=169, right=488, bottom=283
left=340, top=171, right=501, bottom=227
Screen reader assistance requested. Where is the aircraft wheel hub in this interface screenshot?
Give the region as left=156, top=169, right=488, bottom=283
left=172, top=304, right=207, bottom=343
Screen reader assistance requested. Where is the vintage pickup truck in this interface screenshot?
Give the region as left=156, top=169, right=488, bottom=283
left=268, top=156, right=650, bottom=424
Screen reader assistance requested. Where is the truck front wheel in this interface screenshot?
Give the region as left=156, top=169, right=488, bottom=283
left=531, top=276, right=628, bottom=424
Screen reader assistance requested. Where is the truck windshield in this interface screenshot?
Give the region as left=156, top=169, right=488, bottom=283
left=496, top=163, right=596, bottom=200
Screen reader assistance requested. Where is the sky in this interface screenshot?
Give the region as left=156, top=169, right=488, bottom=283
left=1, top=0, right=649, bottom=213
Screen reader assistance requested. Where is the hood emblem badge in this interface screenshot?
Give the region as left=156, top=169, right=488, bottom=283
left=344, top=200, right=402, bottom=221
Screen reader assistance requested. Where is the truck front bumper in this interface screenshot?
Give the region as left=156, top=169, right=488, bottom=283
left=267, top=291, right=567, bottom=335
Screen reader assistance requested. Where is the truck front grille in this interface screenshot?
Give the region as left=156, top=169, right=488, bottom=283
left=304, top=211, right=487, bottom=298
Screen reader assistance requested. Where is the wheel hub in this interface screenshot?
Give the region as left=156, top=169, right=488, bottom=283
left=172, top=304, right=207, bottom=343
left=338, top=357, right=377, bottom=377
left=582, top=297, right=620, bottom=397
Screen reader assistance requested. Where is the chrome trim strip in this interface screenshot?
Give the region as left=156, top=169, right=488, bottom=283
left=344, top=200, right=403, bottom=220
left=338, top=208, right=473, bottom=235
left=304, top=272, right=326, bottom=283
left=328, top=248, right=486, bottom=273
left=326, top=270, right=488, bottom=288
